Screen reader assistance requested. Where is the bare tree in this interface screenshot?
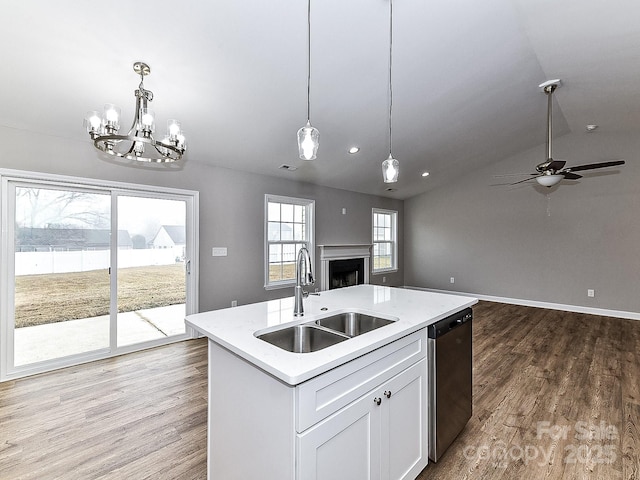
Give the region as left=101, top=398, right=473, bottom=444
left=16, top=187, right=110, bottom=229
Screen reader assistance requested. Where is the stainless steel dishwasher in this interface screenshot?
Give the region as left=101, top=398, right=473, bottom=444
left=427, top=307, right=473, bottom=462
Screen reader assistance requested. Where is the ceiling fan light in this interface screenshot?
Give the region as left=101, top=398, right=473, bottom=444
left=536, top=174, right=563, bottom=187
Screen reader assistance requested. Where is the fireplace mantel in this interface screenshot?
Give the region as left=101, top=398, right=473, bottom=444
left=318, top=244, right=372, bottom=291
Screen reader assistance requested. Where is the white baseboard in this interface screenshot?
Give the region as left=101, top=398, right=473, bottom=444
left=404, top=285, right=640, bottom=321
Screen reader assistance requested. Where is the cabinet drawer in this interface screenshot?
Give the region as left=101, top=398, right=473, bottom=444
left=296, top=329, right=425, bottom=432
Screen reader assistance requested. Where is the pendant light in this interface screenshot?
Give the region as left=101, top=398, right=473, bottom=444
left=297, top=0, right=319, bottom=160
left=381, top=0, right=399, bottom=183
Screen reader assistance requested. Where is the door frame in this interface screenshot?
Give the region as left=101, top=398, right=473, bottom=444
left=0, top=168, right=199, bottom=381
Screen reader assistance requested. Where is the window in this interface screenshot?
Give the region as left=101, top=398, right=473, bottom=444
left=372, top=208, right=397, bottom=273
left=265, top=195, right=314, bottom=289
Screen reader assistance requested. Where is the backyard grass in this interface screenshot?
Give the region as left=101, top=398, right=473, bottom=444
left=269, top=263, right=296, bottom=282
left=15, top=264, right=186, bottom=328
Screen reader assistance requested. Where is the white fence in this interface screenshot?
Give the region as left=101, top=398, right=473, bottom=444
left=15, top=248, right=182, bottom=276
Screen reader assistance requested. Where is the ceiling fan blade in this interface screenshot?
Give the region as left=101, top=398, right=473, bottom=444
left=493, top=173, right=537, bottom=178
left=565, top=160, right=625, bottom=172
left=509, top=176, right=539, bottom=186
left=546, top=160, right=566, bottom=171
left=562, top=172, right=582, bottom=180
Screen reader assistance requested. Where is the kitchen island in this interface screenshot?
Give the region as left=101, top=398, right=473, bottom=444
left=186, top=285, right=477, bottom=480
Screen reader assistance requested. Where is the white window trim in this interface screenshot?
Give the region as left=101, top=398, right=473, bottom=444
left=372, top=208, right=398, bottom=274
left=264, top=194, right=315, bottom=290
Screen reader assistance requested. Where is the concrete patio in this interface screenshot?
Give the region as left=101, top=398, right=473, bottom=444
left=14, top=304, right=187, bottom=366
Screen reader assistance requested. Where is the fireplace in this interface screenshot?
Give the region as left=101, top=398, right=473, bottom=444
left=329, top=258, right=365, bottom=290
left=318, top=244, right=372, bottom=291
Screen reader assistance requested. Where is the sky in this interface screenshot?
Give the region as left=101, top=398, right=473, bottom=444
left=16, top=187, right=185, bottom=243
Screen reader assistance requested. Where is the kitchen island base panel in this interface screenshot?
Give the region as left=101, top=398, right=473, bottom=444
left=208, top=341, right=295, bottom=480
left=207, top=330, right=428, bottom=480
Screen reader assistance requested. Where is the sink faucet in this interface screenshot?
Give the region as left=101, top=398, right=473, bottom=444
left=294, top=246, right=315, bottom=316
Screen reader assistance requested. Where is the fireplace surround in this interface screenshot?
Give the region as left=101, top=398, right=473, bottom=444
left=318, top=244, right=372, bottom=291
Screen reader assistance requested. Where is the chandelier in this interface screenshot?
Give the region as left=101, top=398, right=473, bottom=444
left=84, top=62, right=186, bottom=163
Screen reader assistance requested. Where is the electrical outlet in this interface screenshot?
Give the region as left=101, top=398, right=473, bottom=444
left=231, top=300, right=238, bottom=307
left=382, top=276, right=386, bottom=283
left=587, top=289, right=595, bottom=298
left=450, top=277, right=455, bottom=284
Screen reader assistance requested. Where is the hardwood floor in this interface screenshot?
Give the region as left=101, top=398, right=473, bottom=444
left=419, top=301, right=640, bottom=480
left=1, top=302, right=639, bottom=479
left=0, top=339, right=209, bottom=480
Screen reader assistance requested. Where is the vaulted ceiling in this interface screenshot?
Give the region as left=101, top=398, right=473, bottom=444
left=2, top=0, right=639, bottom=199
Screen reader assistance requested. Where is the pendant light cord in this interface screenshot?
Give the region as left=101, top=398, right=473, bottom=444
left=307, top=0, right=312, bottom=123
left=388, top=0, right=393, bottom=156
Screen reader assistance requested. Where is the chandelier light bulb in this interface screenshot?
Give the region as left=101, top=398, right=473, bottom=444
left=103, top=104, right=121, bottom=130
left=133, top=141, right=144, bottom=156
left=167, top=119, right=181, bottom=140
left=84, top=111, right=102, bottom=134
left=140, top=108, right=155, bottom=133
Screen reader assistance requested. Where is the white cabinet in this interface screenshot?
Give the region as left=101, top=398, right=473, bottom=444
left=207, top=329, right=427, bottom=480
left=298, top=361, right=426, bottom=480
left=298, top=382, right=381, bottom=480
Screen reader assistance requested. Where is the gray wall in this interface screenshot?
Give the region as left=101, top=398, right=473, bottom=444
left=0, top=126, right=403, bottom=312
left=405, top=131, right=640, bottom=313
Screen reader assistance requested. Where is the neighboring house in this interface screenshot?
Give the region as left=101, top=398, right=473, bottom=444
left=16, top=227, right=132, bottom=251
left=150, top=225, right=186, bottom=260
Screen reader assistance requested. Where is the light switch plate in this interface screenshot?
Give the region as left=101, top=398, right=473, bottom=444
left=212, top=247, right=228, bottom=257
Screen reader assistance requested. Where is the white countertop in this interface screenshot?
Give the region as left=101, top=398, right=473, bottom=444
left=186, top=285, right=477, bottom=385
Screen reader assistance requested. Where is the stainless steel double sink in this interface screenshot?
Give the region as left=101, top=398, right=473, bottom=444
left=255, top=312, right=397, bottom=353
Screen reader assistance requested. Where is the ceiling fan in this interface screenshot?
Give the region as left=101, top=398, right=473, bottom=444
left=498, top=79, right=624, bottom=188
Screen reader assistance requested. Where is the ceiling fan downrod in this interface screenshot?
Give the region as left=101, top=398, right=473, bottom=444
left=540, top=79, right=561, bottom=168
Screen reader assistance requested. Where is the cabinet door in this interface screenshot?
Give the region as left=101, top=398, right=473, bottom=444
left=381, top=361, right=428, bottom=480
left=298, top=389, right=382, bottom=480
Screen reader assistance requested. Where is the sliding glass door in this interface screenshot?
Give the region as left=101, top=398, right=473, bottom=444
left=12, top=185, right=112, bottom=366
left=1, top=171, right=198, bottom=380
left=116, top=195, right=187, bottom=348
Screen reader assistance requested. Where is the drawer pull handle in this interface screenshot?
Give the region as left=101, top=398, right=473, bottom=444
left=374, top=397, right=382, bottom=406
left=384, top=390, right=392, bottom=398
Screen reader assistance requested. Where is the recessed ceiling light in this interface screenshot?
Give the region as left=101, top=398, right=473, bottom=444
left=586, top=124, right=598, bottom=132
left=421, top=172, right=430, bottom=177
left=348, top=146, right=360, bottom=154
